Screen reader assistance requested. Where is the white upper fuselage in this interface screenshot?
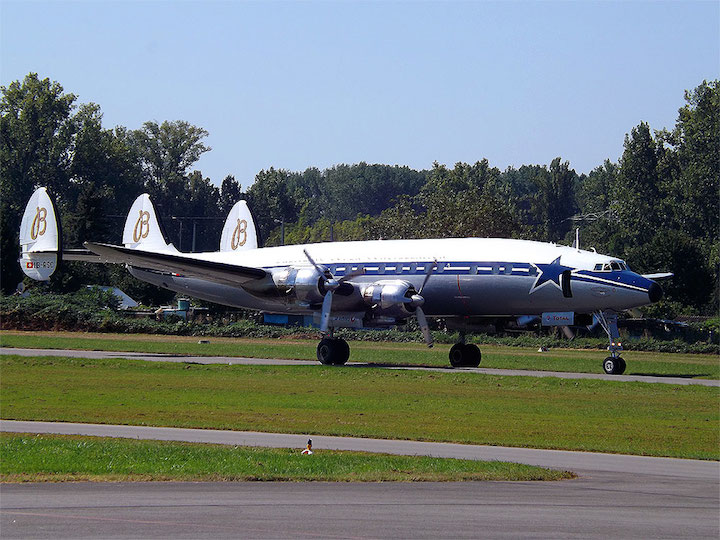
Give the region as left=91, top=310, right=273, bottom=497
left=143, top=237, right=658, bottom=317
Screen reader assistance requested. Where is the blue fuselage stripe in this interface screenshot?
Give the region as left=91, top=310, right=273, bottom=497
left=264, top=262, right=650, bottom=292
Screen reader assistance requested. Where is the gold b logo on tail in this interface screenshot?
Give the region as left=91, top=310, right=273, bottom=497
left=30, top=207, right=47, bottom=240
left=133, top=210, right=151, bottom=242
left=231, top=219, right=247, bottom=250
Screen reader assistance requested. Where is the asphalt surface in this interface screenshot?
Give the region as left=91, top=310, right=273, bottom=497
left=3, top=347, right=718, bottom=386
left=2, top=420, right=719, bottom=538
left=2, top=476, right=717, bottom=539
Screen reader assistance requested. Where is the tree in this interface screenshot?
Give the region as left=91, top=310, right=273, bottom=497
left=130, top=120, right=214, bottom=248
left=219, top=175, right=243, bottom=216
left=666, top=80, right=719, bottom=242
left=131, top=120, right=210, bottom=189
left=529, top=158, right=577, bottom=242
left=246, top=168, right=300, bottom=240
left=612, top=122, right=666, bottom=246
left=0, top=74, right=76, bottom=292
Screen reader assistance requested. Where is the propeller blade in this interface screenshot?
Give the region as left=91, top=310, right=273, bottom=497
left=418, top=260, right=437, bottom=295
left=319, top=290, right=333, bottom=333
left=416, top=307, right=433, bottom=348
left=303, top=249, right=325, bottom=276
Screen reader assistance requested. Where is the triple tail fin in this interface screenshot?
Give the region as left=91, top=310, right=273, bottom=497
left=220, top=201, right=258, bottom=252
left=19, top=187, right=61, bottom=281
left=122, top=194, right=178, bottom=253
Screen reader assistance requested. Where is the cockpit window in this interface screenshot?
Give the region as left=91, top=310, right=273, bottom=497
left=594, top=262, right=627, bottom=272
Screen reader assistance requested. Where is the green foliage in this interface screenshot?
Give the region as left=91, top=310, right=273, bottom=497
left=1, top=72, right=717, bottom=316
left=1, top=74, right=77, bottom=292
left=2, top=291, right=716, bottom=353
left=0, top=287, right=119, bottom=331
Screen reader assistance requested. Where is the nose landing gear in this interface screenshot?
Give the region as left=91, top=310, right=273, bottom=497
left=596, top=310, right=626, bottom=375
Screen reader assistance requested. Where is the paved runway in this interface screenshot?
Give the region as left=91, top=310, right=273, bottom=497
left=2, top=420, right=719, bottom=538
left=2, top=476, right=717, bottom=539
left=3, top=347, right=718, bottom=386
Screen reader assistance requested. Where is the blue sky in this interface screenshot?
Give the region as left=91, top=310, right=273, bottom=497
left=2, top=1, right=718, bottom=188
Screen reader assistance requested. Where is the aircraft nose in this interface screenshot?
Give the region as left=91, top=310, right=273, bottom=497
left=648, top=282, right=663, bottom=303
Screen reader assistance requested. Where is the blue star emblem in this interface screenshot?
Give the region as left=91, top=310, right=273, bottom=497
left=530, top=257, right=574, bottom=294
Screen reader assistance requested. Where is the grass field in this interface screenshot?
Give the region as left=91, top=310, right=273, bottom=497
left=1, top=354, right=717, bottom=460
left=0, top=433, right=571, bottom=483
left=2, top=330, right=718, bottom=378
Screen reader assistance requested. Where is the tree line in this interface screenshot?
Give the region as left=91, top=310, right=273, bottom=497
left=1, top=73, right=717, bottom=316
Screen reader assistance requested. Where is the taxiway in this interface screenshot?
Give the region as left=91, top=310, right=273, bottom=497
left=2, top=347, right=717, bottom=386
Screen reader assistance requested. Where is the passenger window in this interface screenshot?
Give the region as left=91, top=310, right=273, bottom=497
left=603, top=264, right=612, bottom=271
left=594, top=264, right=603, bottom=271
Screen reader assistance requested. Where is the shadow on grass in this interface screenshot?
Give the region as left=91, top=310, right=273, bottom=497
left=347, top=362, right=456, bottom=370
left=628, top=372, right=711, bottom=379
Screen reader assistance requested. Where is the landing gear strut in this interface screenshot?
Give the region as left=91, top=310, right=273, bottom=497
left=595, top=310, right=626, bottom=375
left=317, top=336, right=350, bottom=365
left=448, top=334, right=481, bottom=368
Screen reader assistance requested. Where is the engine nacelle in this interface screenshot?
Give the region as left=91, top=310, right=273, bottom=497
left=361, top=280, right=416, bottom=319
left=272, top=267, right=325, bottom=304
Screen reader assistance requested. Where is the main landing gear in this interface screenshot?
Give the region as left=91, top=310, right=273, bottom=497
left=595, top=310, right=626, bottom=375
left=448, top=334, right=481, bottom=368
left=316, top=336, right=350, bottom=365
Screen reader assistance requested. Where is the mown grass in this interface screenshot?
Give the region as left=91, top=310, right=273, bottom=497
left=0, top=433, right=571, bottom=483
left=1, top=355, right=717, bottom=460
left=2, top=330, right=718, bottom=379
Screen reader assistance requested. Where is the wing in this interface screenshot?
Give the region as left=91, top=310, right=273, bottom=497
left=85, top=242, right=271, bottom=289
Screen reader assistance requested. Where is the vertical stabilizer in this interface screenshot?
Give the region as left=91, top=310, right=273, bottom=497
left=122, top=194, right=177, bottom=252
left=220, top=200, right=258, bottom=252
left=19, top=187, right=61, bottom=280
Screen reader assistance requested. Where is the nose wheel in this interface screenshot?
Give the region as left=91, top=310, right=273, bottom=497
left=603, top=356, right=626, bottom=375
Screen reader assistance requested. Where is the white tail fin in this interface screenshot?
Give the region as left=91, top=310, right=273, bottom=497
left=220, top=200, right=258, bottom=252
left=19, top=187, right=61, bottom=280
left=123, top=194, right=177, bottom=252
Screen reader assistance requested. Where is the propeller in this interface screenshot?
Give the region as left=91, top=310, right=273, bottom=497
left=404, top=260, right=437, bottom=348
left=303, top=249, right=364, bottom=333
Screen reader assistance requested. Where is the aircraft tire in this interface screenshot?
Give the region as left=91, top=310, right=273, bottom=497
left=317, top=338, right=350, bottom=366
left=603, top=356, right=626, bottom=375
left=317, top=338, right=336, bottom=365
left=615, top=357, right=626, bottom=375
left=449, top=343, right=465, bottom=368
left=335, top=338, right=350, bottom=365
left=463, top=344, right=481, bottom=367
left=450, top=343, right=482, bottom=368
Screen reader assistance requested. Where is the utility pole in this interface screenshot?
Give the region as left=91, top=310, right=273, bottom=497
left=274, top=218, right=285, bottom=245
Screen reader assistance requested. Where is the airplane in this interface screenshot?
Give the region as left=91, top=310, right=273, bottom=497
left=19, top=187, right=672, bottom=375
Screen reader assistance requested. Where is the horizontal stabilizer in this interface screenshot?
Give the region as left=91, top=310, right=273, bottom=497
left=642, top=272, right=674, bottom=280
left=62, top=249, right=105, bottom=263
left=84, top=242, right=269, bottom=288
